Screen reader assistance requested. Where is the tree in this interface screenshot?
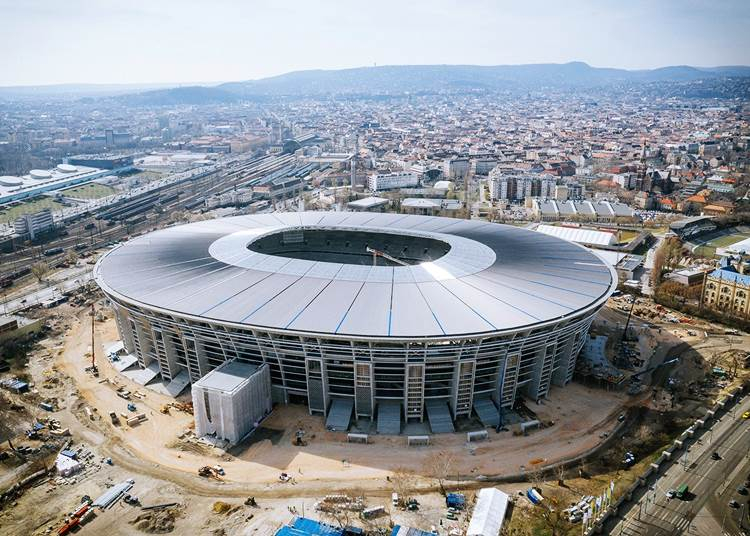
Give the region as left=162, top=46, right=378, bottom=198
left=64, top=250, right=78, bottom=265
left=423, top=450, right=457, bottom=496
left=556, top=465, right=566, bottom=487
left=31, top=261, right=50, bottom=283
left=531, top=488, right=573, bottom=536
left=391, top=467, right=416, bottom=505
left=651, top=237, right=684, bottom=287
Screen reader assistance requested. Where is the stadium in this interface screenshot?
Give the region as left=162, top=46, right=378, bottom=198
left=95, top=212, right=616, bottom=435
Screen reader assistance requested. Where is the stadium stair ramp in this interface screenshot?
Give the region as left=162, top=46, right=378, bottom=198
left=473, top=398, right=500, bottom=427
left=325, top=398, right=354, bottom=431
left=426, top=400, right=455, bottom=434
left=377, top=400, right=402, bottom=434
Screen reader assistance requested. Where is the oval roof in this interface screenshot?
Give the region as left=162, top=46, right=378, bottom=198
left=95, top=212, right=616, bottom=339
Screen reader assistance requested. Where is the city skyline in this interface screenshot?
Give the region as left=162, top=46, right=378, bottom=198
left=2, top=0, right=749, bottom=86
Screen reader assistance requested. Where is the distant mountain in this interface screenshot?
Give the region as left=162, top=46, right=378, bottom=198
left=218, top=62, right=750, bottom=97
left=113, top=86, right=239, bottom=105
left=2, top=62, right=748, bottom=102
left=0, top=82, right=218, bottom=100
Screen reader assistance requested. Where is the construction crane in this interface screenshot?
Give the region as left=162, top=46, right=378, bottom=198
left=366, top=247, right=408, bottom=267
left=88, top=302, right=99, bottom=377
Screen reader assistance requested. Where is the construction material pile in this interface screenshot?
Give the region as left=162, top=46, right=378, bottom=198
left=314, top=494, right=365, bottom=513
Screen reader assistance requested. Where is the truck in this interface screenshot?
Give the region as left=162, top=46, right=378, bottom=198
left=361, top=506, right=385, bottom=520
left=526, top=488, right=544, bottom=505
left=676, top=484, right=689, bottom=499
left=445, top=493, right=465, bottom=509
left=109, top=412, right=120, bottom=425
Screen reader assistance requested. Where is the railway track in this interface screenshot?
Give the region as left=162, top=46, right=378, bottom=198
left=0, top=153, right=296, bottom=286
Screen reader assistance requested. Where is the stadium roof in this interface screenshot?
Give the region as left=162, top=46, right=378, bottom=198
left=95, top=212, right=616, bottom=340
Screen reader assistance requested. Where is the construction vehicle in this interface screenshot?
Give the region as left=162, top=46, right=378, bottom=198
left=198, top=466, right=224, bottom=480
left=109, top=411, right=120, bottom=425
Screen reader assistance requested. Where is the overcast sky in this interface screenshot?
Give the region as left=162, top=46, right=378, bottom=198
left=2, top=0, right=749, bottom=86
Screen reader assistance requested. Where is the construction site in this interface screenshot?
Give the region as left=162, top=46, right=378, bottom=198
left=1, top=268, right=748, bottom=536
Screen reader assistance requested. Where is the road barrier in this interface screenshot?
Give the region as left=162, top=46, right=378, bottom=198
left=585, top=382, right=748, bottom=535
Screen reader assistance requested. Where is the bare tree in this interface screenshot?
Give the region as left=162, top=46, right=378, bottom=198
left=556, top=465, right=566, bottom=487
left=423, top=450, right=457, bottom=496
left=531, top=488, right=571, bottom=536
left=391, top=467, right=416, bottom=505
left=321, top=506, right=355, bottom=529
left=31, top=261, right=50, bottom=283
left=64, top=250, right=78, bottom=265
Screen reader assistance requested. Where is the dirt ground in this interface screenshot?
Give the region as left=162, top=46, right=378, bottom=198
left=2, top=295, right=746, bottom=536
left=51, top=308, right=628, bottom=490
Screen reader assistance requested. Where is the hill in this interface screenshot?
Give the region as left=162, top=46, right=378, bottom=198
left=219, top=62, right=750, bottom=97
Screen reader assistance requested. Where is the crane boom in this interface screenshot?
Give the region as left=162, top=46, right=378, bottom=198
left=365, top=247, right=408, bottom=267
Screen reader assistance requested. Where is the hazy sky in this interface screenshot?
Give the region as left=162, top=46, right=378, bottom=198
left=2, top=0, right=749, bottom=86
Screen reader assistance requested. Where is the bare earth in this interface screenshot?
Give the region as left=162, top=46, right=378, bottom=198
left=57, top=309, right=626, bottom=491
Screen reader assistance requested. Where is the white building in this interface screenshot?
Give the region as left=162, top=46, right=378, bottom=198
left=614, top=174, right=637, bottom=190
left=540, top=176, right=556, bottom=198
left=191, top=361, right=273, bottom=444
left=368, top=172, right=419, bottom=191
left=489, top=175, right=514, bottom=201
left=467, top=488, right=509, bottom=536
left=0, top=164, right=111, bottom=205
left=14, top=209, right=55, bottom=239
left=517, top=176, right=534, bottom=200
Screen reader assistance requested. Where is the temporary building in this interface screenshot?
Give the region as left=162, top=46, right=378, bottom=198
left=466, top=488, right=509, bottom=536
left=55, top=453, right=82, bottom=477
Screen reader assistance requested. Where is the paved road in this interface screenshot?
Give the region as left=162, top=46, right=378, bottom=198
left=608, top=396, right=750, bottom=535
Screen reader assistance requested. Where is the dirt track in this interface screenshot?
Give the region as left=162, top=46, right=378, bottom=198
left=51, top=307, right=627, bottom=499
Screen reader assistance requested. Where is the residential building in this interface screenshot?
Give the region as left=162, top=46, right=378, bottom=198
left=368, top=172, right=419, bottom=191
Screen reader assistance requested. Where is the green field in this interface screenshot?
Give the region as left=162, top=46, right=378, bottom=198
left=694, top=230, right=750, bottom=258
left=707, top=232, right=750, bottom=248
left=617, top=230, right=639, bottom=243
left=0, top=197, right=65, bottom=224
left=61, top=183, right=117, bottom=199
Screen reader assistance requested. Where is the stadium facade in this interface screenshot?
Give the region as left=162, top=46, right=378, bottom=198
left=95, top=212, right=616, bottom=429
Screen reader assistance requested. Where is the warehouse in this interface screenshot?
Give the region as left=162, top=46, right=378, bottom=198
left=95, top=212, right=616, bottom=434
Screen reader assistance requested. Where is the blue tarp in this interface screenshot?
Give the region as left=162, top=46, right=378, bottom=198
left=275, top=517, right=344, bottom=536
left=446, top=493, right=466, bottom=508
left=391, top=526, right=434, bottom=536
